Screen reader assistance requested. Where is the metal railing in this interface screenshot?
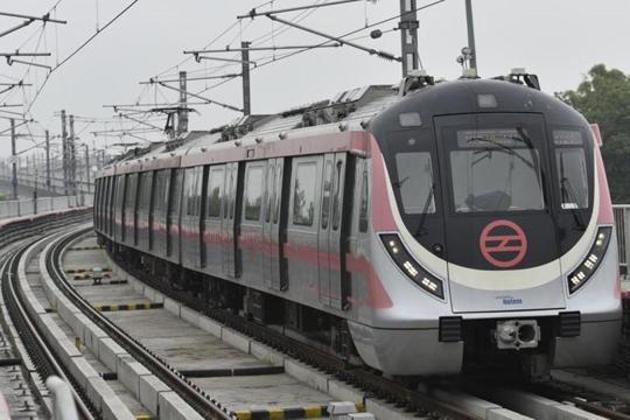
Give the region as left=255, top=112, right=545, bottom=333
left=0, top=195, right=93, bottom=219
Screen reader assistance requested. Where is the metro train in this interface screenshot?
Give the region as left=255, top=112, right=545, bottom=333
left=93, top=71, right=622, bottom=377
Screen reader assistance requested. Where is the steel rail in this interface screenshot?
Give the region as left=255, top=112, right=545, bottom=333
left=527, top=380, right=630, bottom=420
left=47, top=227, right=234, bottom=420
left=0, top=221, right=95, bottom=419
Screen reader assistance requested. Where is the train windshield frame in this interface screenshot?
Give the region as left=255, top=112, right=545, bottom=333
left=437, top=114, right=550, bottom=215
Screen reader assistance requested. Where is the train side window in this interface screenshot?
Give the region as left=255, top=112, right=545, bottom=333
left=125, top=173, right=138, bottom=214
left=207, top=166, right=225, bottom=218
left=395, top=152, right=435, bottom=214
left=273, top=161, right=283, bottom=224
left=359, top=161, right=369, bottom=233
left=163, top=170, right=171, bottom=212
left=265, top=163, right=275, bottom=223
left=184, top=168, right=197, bottom=217
left=245, top=164, right=264, bottom=221
left=228, top=165, right=236, bottom=220
left=161, top=170, right=169, bottom=213
left=139, top=172, right=152, bottom=214
left=194, top=167, right=203, bottom=217
left=293, top=161, right=317, bottom=227
left=169, top=169, right=183, bottom=218
left=114, top=176, right=122, bottom=210
left=332, top=160, right=343, bottom=231
left=556, top=147, right=589, bottom=210
left=153, top=170, right=168, bottom=216
left=321, top=160, right=333, bottom=230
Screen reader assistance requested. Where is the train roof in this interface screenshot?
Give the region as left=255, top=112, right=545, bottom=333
left=101, top=72, right=563, bottom=175
left=101, top=83, right=399, bottom=173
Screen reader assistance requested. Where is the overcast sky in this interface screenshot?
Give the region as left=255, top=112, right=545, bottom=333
left=0, top=0, right=629, bottom=158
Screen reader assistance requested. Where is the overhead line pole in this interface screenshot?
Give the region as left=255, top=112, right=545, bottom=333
left=465, top=0, right=478, bottom=72
left=241, top=42, right=251, bottom=116
left=177, top=71, right=188, bottom=136
left=69, top=115, right=77, bottom=195
left=399, top=0, right=420, bottom=76
left=10, top=118, right=17, bottom=200
left=61, top=110, right=68, bottom=195
left=45, top=130, right=51, bottom=190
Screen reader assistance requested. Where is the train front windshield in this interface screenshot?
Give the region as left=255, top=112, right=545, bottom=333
left=390, top=114, right=592, bottom=218
left=447, top=127, right=545, bottom=213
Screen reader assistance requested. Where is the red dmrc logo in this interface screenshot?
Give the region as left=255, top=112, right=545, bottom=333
left=479, top=220, right=528, bottom=268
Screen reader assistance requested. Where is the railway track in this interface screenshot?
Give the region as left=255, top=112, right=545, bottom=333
left=0, top=210, right=93, bottom=419
left=3, top=216, right=629, bottom=420
left=108, top=234, right=630, bottom=420
left=0, top=240, right=96, bottom=420
left=45, top=227, right=234, bottom=420
left=106, top=246, right=478, bottom=419
left=56, top=227, right=485, bottom=420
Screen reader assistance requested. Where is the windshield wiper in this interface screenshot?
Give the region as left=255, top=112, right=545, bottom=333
left=468, top=136, right=535, bottom=170
left=414, top=182, right=435, bottom=237
left=392, top=176, right=409, bottom=189
left=557, top=151, right=586, bottom=231
left=560, top=176, right=586, bottom=231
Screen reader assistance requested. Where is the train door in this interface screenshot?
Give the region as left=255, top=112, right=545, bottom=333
left=239, top=161, right=267, bottom=285
left=262, top=160, right=275, bottom=288
left=434, top=113, right=565, bottom=313
left=204, top=165, right=225, bottom=275
left=221, top=162, right=240, bottom=278
left=107, top=177, right=114, bottom=237
left=115, top=175, right=126, bottom=241
left=137, top=171, right=153, bottom=250
left=317, top=155, right=335, bottom=306
left=152, top=169, right=171, bottom=256
left=123, top=173, right=138, bottom=246
left=167, top=169, right=183, bottom=263
left=317, top=153, right=349, bottom=309
left=287, top=156, right=322, bottom=297
left=181, top=167, right=203, bottom=269
left=93, top=179, right=100, bottom=229
left=262, top=158, right=287, bottom=291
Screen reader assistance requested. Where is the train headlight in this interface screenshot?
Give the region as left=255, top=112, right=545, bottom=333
left=380, top=234, right=444, bottom=299
left=568, top=226, right=612, bottom=294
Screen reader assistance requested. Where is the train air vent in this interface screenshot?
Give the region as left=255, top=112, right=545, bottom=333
left=439, top=317, right=462, bottom=343
left=558, top=311, right=581, bottom=338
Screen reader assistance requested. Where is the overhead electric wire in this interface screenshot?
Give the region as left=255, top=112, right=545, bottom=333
left=26, top=0, right=141, bottom=112
left=156, top=0, right=322, bottom=81
left=250, top=0, right=445, bottom=71
left=54, top=0, right=139, bottom=71
left=142, top=0, right=326, bottom=111
left=170, top=0, right=444, bottom=112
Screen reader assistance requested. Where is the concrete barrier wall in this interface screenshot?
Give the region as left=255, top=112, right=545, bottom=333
left=0, top=195, right=93, bottom=219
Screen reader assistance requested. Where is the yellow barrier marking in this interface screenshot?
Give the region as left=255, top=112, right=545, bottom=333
left=269, top=407, right=285, bottom=420
left=234, top=411, right=251, bottom=420
left=303, top=406, right=322, bottom=417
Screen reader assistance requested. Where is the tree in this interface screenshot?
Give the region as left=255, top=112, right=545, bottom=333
left=558, top=64, right=630, bottom=203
